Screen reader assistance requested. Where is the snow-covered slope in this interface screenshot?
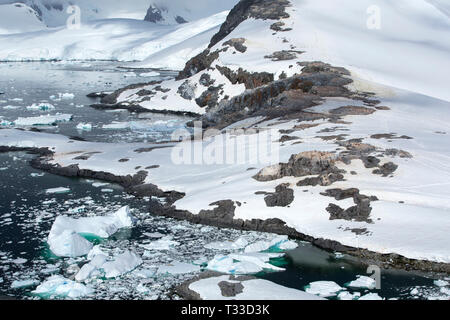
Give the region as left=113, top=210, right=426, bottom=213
left=0, top=3, right=46, bottom=34
left=0, top=11, right=228, bottom=62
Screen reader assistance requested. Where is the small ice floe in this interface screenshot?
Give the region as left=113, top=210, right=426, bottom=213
left=143, top=232, right=164, bottom=239
left=92, top=182, right=109, bottom=188
left=47, top=206, right=136, bottom=257
left=76, top=123, right=92, bottom=131
left=26, top=103, right=55, bottom=111
left=33, top=275, right=93, bottom=299
left=345, top=275, right=377, bottom=290
left=359, top=293, right=383, bottom=300
left=123, top=72, right=137, bottom=78
left=136, top=283, right=150, bottom=294
left=337, top=291, right=361, bottom=300
left=30, top=172, right=45, bottom=177
left=139, top=71, right=160, bottom=77
left=244, top=235, right=298, bottom=253
left=60, top=93, right=75, bottom=100
left=0, top=119, right=13, bottom=126
left=11, top=279, right=40, bottom=289
left=133, top=268, right=157, bottom=279
left=14, top=114, right=73, bottom=126
left=76, top=250, right=142, bottom=281
left=157, top=261, right=200, bottom=275
left=12, top=258, right=27, bottom=264
left=141, top=236, right=180, bottom=251
left=3, top=105, right=21, bottom=110
left=46, top=187, right=70, bottom=194
left=205, top=237, right=248, bottom=251
left=9, top=98, right=23, bottom=102
left=102, top=121, right=130, bottom=130
left=206, top=252, right=284, bottom=275
left=304, top=281, right=343, bottom=298
left=434, top=280, right=449, bottom=287
left=101, top=188, right=114, bottom=193
left=0, top=167, right=8, bottom=171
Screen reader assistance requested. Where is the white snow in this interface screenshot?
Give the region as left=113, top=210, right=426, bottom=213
left=189, top=275, right=325, bottom=300
left=304, top=281, right=343, bottom=298
left=205, top=237, right=249, bottom=251
left=33, top=275, right=93, bottom=299
left=0, top=3, right=45, bottom=35
left=26, top=103, right=55, bottom=111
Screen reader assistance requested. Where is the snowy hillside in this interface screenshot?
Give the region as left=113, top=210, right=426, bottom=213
left=0, top=3, right=45, bottom=34
left=1, top=0, right=450, bottom=272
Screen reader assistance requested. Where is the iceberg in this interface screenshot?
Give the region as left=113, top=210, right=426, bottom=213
left=33, top=275, right=93, bottom=299
left=434, top=280, right=449, bottom=287
left=346, top=276, right=377, bottom=290
left=205, top=237, right=248, bottom=251
left=102, top=251, right=143, bottom=279
left=11, top=279, right=40, bottom=289
left=26, top=103, right=55, bottom=111
left=46, top=187, right=70, bottom=194
left=49, top=230, right=93, bottom=258
left=304, top=281, right=343, bottom=298
left=76, top=123, right=92, bottom=131
left=337, top=291, right=361, bottom=300
left=359, top=293, right=383, bottom=300
left=47, top=206, right=136, bottom=257
left=244, top=236, right=298, bottom=253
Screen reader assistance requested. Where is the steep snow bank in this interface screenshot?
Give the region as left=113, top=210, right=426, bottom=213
left=0, top=3, right=46, bottom=34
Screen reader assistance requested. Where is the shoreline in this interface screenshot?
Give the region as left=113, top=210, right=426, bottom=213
left=1, top=145, right=449, bottom=275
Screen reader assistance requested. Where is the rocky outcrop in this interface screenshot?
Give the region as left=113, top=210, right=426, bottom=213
left=264, top=50, right=302, bottom=61
left=176, top=49, right=222, bottom=80
left=223, top=38, right=247, bottom=53
left=264, top=184, right=294, bottom=207
left=177, top=80, right=197, bottom=100
left=216, top=65, right=274, bottom=89
left=209, top=0, right=291, bottom=48
left=254, top=151, right=339, bottom=182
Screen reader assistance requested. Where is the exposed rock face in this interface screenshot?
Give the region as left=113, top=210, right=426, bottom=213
left=218, top=281, right=245, bottom=297
left=270, top=21, right=292, bottom=32
left=144, top=5, right=164, bottom=23
left=216, top=65, right=274, bottom=89
left=209, top=0, right=291, bottom=48
left=373, top=162, right=398, bottom=176
left=264, top=50, right=302, bottom=61
left=264, top=184, right=294, bottom=207
left=199, top=73, right=215, bottom=86
left=201, top=62, right=353, bottom=129
left=176, top=49, right=221, bottom=80
left=177, top=80, right=197, bottom=100
left=223, top=38, right=247, bottom=53
left=254, top=151, right=339, bottom=182
left=329, top=106, right=376, bottom=116
left=196, top=85, right=223, bottom=108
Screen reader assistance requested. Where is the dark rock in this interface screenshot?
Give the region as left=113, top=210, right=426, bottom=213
left=218, top=281, right=245, bottom=297
left=373, top=162, right=398, bottom=176
left=196, top=85, right=223, bottom=108
left=362, top=156, right=381, bottom=168
left=264, top=184, right=294, bottom=207
left=177, top=80, right=197, bottom=100
left=176, top=49, right=221, bottom=80
left=144, top=5, right=163, bottom=23
left=264, top=50, right=302, bottom=61
left=270, top=21, right=292, bottom=32
left=223, top=38, right=247, bottom=53
left=199, top=73, right=215, bottom=87
left=216, top=65, right=274, bottom=89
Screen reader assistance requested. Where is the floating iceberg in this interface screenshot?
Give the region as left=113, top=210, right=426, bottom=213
left=49, top=230, right=93, bottom=258
left=102, top=251, right=143, bottom=279
left=244, top=235, right=298, bottom=253
left=337, top=291, right=361, bottom=300
left=304, top=281, right=343, bottom=298
left=346, top=276, right=377, bottom=290
left=47, top=206, right=136, bottom=257
left=46, top=187, right=70, bottom=194
left=141, top=236, right=179, bottom=251
left=26, top=103, right=55, bottom=111
left=359, top=293, right=383, bottom=300
left=33, top=275, right=93, bottom=299
left=14, top=114, right=73, bottom=126
left=76, top=123, right=92, bottom=131
left=11, top=279, right=40, bottom=289
left=206, top=252, right=284, bottom=275
left=434, top=280, right=449, bottom=287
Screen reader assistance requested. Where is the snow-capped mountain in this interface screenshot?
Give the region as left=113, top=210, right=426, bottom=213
left=0, top=2, right=45, bottom=34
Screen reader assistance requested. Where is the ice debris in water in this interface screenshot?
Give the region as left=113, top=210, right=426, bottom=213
left=26, top=103, right=55, bottom=111
left=47, top=206, right=136, bottom=257
left=359, top=293, right=383, bottom=300
left=11, top=279, right=40, bottom=289
left=14, top=114, right=73, bottom=126
left=76, top=123, right=92, bottom=131
left=157, top=261, right=200, bottom=275
left=206, top=252, right=284, bottom=275
left=346, top=275, right=377, bottom=290
left=434, top=280, right=449, bottom=287
left=33, top=275, right=93, bottom=299
left=244, top=235, right=298, bottom=253
left=337, top=291, right=361, bottom=300
left=76, top=250, right=142, bottom=281
left=205, top=237, right=249, bottom=251
left=45, top=187, right=70, bottom=194
left=141, top=236, right=180, bottom=251
left=304, top=281, right=343, bottom=298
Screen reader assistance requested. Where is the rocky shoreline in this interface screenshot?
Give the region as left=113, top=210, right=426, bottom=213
left=1, top=145, right=448, bottom=275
